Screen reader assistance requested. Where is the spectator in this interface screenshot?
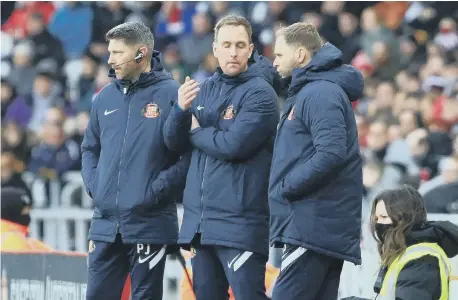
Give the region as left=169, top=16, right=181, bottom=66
left=1, top=1, right=55, bottom=39
left=162, top=43, right=186, bottom=83
left=48, top=2, right=94, bottom=60
left=155, top=2, right=196, bottom=49
left=192, top=53, right=218, bottom=83
left=364, top=120, right=390, bottom=163
left=27, top=12, right=65, bottom=66
left=1, top=80, right=30, bottom=126
left=406, top=128, right=443, bottom=180
left=77, top=51, right=100, bottom=106
left=434, top=18, right=458, bottom=52
left=9, top=41, right=37, bottom=96
left=360, top=8, right=401, bottom=80
left=1, top=122, right=32, bottom=166
left=124, top=2, right=162, bottom=33
left=27, top=71, right=66, bottom=135
left=1, top=187, right=53, bottom=252
left=89, top=1, right=131, bottom=59
left=338, top=12, right=361, bottom=64
left=178, top=12, right=213, bottom=73
left=419, top=156, right=458, bottom=196
left=1, top=152, right=32, bottom=200
left=28, top=107, right=81, bottom=180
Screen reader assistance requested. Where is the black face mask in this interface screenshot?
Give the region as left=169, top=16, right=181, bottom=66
left=375, top=223, right=393, bottom=243
left=17, top=214, right=31, bottom=227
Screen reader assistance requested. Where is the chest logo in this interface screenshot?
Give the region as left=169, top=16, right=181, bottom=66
left=287, top=107, right=295, bottom=120
left=141, top=103, right=160, bottom=118
left=222, top=104, right=236, bottom=120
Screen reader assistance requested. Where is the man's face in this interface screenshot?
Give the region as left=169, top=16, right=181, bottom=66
left=273, top=35, right=300, bottom=78
left=375, top=83, right=394, bottom=108
left=1, top=153, right=14, bottom=182
left=399, top=111, right=418, bottom=137
left=33, top=75, right=52, bottom=97
left=192, top=14, right=210, bottom=36
left=26, top=17, right=44, bottom=36
left=1, top=83, right=12, bottom=103
left=213, top=25, right=253, bottom=77
left=367, top=122, right=388, bottom=151
left=107, top=39, right=139, bottom=80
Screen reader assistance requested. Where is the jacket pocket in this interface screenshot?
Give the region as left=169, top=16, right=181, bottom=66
left=134, top=176, right=162, bottom=215
left=90, top=169, right=100, bottom=202
left=204, top=160, right=244, bottom=214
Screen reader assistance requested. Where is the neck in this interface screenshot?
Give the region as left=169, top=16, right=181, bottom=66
left=298, top=57, right=312, bottom=69
left=130, top=61, right=151, bottom=82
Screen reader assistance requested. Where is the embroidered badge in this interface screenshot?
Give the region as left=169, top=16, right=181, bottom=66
left=222, top=104, right=236, bottom=120
left=141, top=103, right=160, bottom=118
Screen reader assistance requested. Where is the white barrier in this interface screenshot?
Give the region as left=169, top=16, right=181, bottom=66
left=24, top=172, right=458, bottom=299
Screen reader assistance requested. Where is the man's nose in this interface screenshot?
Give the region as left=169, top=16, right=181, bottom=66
left=229, top=46, right=237, bottom=57
left=107, top=54, right=115, bottom=66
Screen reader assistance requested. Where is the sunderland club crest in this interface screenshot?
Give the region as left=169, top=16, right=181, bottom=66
left=222, top=104, right=236, bottom=120
left=141, top=103, right=160, bottom=118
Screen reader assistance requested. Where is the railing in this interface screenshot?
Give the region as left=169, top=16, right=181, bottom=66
left=20, top=172, right=458, bottom=299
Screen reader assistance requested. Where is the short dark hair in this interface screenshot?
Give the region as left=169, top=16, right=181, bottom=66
left=276, top=23, right=322, bottom=55
left=370, top=185, right=427, bottom=267
left=105, top=22, right=154, bottom=58
left=214, top=14, right=252, bottom=43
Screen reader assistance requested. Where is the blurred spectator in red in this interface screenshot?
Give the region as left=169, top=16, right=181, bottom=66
left=1, top=1, right=55, bottom=39
left=155, top=2, right=196, bottom=50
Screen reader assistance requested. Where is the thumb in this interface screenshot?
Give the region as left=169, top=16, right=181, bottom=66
left=185, top=76, right=190, bottom=82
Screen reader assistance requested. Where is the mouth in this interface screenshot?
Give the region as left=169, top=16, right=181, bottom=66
left=227, top=62, right=239, bottom=66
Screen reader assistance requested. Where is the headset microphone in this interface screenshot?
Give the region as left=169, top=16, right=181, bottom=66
left=112, top=51, right=144, bottom=68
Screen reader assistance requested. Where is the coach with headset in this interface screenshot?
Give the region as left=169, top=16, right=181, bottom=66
left=81, top=22, right=191, bottom=300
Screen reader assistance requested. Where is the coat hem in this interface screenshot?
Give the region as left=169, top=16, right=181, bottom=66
left=270, top=236, right=361, bottom=265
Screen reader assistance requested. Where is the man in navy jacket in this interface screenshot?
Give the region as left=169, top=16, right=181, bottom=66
left=164, top=15, right=279, bottom=300
left=81, top=22, right=190, bottom=300
left=269, top=23, right=364, bottom=300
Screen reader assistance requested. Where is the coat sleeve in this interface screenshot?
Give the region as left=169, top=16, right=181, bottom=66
left=281, top=87, right=348, bottom=199
left=81, top=96, right=101, bottom=198
left=163, top=103, right=193, bottom=153
left=394, top=255, right=441, bottom=300
left=190, top=88, right=279, bottom=161
left=150, top=151, right=191, bottom=204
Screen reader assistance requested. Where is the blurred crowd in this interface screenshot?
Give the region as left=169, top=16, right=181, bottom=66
left=1, top=1, right=458, bottom=214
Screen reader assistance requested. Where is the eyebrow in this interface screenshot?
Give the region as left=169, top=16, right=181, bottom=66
left=221, top=40, right=248, bottom=45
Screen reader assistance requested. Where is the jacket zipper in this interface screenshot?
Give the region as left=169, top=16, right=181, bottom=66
left=270, top=96, right=295, bottom=184
left=114, top=86, right=132, bottom=235
left=196, top=83, right=226, bottom=233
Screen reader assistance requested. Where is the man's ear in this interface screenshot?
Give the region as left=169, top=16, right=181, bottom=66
left=297, top=47, right=308, bottom=64
left=249, top=43, right=254, bottom=57
left=212, top=41, right=217, bottom=58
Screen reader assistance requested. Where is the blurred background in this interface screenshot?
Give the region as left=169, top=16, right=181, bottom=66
left=1, top=1, right=457, bottom=299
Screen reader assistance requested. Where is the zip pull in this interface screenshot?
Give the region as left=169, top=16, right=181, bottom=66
left=123, top=87, right=127, bottom=94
